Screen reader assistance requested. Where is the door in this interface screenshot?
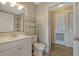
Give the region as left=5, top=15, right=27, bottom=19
left=54, top=13, right=65, bottom=45
left=19, top=43, right=32, bottom=56
left=19, top=44, right=27, bottom=56
left=0, top=47, right=19, bottom=56
left=18, top=39, right=32, bottom=56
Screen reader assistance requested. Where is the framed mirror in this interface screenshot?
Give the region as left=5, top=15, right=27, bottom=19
left=0, top=2, right=25, bottom=32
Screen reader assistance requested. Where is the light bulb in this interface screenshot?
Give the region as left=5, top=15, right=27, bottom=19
left=1, top=2, right=6, bottom=4
left=18, top=5, right=23, bottom=10
left=59, top=4, right=63, bottom=7
left=10, top=2, right=16, bottom=7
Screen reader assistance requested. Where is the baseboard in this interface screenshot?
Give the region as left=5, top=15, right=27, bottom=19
left=54, top=40, right=65, bottom=45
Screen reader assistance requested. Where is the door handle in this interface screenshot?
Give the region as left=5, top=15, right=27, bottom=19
left=18, top=47, right=23, bottom=51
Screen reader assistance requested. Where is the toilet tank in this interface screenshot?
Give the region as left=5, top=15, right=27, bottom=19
left=32, top=35, right=37, bottom=44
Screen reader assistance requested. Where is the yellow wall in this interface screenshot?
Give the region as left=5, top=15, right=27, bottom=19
left=51, top=5, right=73, bottom=44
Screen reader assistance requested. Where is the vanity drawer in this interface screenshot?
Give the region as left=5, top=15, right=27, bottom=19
left=0, top=38, right=28, bottom=52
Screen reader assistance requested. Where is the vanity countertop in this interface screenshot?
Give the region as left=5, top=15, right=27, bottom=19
left=0, top=35, right=32, bottom=45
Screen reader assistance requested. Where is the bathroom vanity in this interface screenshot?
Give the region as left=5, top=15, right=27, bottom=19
left=0, top=3, right=36, bottom=56
left=73, top=37, right=79, bottom=56
left=0, top=4, right=33, bottom=56
left=0, top=35, right=32, bottom=56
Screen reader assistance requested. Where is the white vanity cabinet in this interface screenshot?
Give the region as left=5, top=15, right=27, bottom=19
left=18, top=39, right=32, bottom=56
left=0, top=46, right=19, bottom=56
left=73, top=40, right=79, bottom=56
left=0, top=37, right=32, bottom=56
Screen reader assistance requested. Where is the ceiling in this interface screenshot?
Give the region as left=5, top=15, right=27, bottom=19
left=0, top=2, right=41, bottom=15
left=51, top=3, right=72, bottom=11
left=0, top=3, right=24, bottom=15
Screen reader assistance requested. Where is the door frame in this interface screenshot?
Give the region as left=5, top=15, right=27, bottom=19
left=48, top=2, right=77, bottom=52
left=48, top=2, right=65, bottom=51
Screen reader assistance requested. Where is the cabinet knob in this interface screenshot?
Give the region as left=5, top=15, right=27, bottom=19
left=18, top=48, right=20, bottom=51
left=18, top=47, right=23, bottom=51
left=32, top=37, right=34, bottom=39
left=20, top=47, right=23, bottom=49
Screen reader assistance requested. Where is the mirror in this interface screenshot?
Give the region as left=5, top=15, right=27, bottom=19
left=0, top=2, right=25, bottom=32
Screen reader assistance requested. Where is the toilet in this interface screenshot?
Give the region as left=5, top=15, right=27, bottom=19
left=32, top=35, right=45, bottom=56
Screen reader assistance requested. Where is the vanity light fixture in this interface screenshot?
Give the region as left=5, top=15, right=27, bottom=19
left=18, top=5, right=24, bottom=10
left=1, top=2, right=6, bottom=4
left=1, top=2, right=24, bottom=10
left=10, top=2, right=16, bottom=7
left=59, top=4, right=63, bottom=7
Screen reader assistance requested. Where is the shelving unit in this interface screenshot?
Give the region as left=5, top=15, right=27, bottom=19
left=24, top=15, right=37, bottom=35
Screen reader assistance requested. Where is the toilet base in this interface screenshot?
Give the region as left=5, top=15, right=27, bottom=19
left=33, top=51, right=44, bottom=56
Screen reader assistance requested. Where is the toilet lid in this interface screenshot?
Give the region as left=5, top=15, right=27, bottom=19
left=33, top=42, right=45, bottom=50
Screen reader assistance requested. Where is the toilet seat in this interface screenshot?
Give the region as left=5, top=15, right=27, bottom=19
left=33, top=42, right=45, bottom=50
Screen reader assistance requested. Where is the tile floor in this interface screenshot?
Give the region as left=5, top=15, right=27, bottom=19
left=44, top=44, right=73, bottom=56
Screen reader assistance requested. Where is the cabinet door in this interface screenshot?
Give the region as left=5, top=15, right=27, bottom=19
left=73, top=40, right=79, bottom=56
left=19, top=39, right=32, bottom=56
left=19, top=44, right=27, bottom=56
left=19, top=44, right=31, bottom=56
left=26, top=39, right=32, bottom=56
left=0, top=47, right=19, bottom=56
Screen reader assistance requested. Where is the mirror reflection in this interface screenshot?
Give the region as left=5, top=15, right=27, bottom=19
left=0, top=2, right=24, bottom=32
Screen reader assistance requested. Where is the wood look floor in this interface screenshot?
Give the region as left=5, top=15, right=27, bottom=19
left=44, top=44, right=73, bottom=56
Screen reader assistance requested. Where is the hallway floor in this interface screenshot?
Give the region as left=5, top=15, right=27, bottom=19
left=44, top=44, right=73, bottom=56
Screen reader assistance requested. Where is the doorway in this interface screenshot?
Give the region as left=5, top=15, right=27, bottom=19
left=49, top=3, right=73, bottom=56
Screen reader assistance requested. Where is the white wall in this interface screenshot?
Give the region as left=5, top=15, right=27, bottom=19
left=36, top=2, right=60, bottom=52
left=21, top=3, right=36, bottom=35
left=21, top=2, right=36, bottom=17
